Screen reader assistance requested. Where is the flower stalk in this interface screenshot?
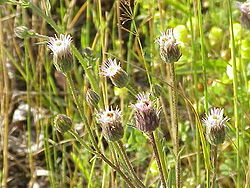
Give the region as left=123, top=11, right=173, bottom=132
left=211, top=145, right=217, bottom=188
left=169, top=63, right=180, bottom=188
left=131, top=93, right=167, bottom=187
left=64, top=73, right=135, bottom=187
left=156, top=28, right=181, bottom=187
left=116, top=140, right=146, bottom=188
left=202, top=107, right=230, bottom=187
left=148, top=132, right=167, bottom=188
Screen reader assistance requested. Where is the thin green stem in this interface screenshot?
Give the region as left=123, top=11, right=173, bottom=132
left=116, top=140, right=145, bottom=188
left=126, top=1, right=139, bottom=73
left=69, top=129, right=136, bottom=188
left=44, top=124, right=57, bottom=188
left=148, top=132, right=167, bottom=188
left=154, top=131, right=168, bottom=185
left=68, top=130, right=98, bottom=155
left=226, top=0, right=240, bottom=187
left=188, top=0, right=200, bottom=184
left=197, top=0, right=208, bottom=111
left=24, top=38, right=35, bottom=185
left=169, top=63, right=180, bottom=188
left=211, top=145, right=217, bottom=188
left=65, top=73, right=135, bottom=187
left=65, top=72, right=98, bottom=149
left=197, top=0, right=209, bottom=187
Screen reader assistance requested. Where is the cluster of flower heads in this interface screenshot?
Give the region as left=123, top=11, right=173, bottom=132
left=47, top=33, right=230, bottom=146
left=96, top=93, right=160, bottom=142
left=202, top=108, right=230, bottom=145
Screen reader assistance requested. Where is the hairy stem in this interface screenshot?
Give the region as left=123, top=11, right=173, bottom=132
left=169, top=63, right=180, bottom=188
left=211, top=145, right=217, bottom=188
left=69, top=130, right=135, bottom=188
left=116, top=140, right=145, bottom=188
left=148, top=132, right=167, bottom=188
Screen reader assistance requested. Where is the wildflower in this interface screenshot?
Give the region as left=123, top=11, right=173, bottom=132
left=86, top=89, right=100, bottom=107
left=131, top=93, right=160, bottom=133
left=97, top=107, right=124, bottom=142
left=100, top=58, right=129, bottom=88
left=236, top=1, right=250, bottom=29
left=47, top=34, right=74, bottom=73
left=155, top=28, right=182, bottom=64
left=202, top=108, right=230, bottom=146
left=54, top=114, right=72, bottom=133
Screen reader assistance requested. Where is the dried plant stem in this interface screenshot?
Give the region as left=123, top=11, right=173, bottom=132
left=148, top=132, right=167, bottom=188
left=169, top=63, right=180, bottom=188
left=116, top=141, right=146, bottom=188
left=1, top=21, right=10, bottom=187
left=211, top=145, right=217, bottom=188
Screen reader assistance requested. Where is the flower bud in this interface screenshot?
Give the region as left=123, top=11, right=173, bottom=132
left=100, top=58, right=129, bottom=88
left=14, top=26, right=35, bottom=39
left=202, top=108, right=230, bottom=146
left=47, top=34, right=74, bottom=73
left=130, top=93, right=160, bottom=133
left=110, top=68, right=129, bottom=88
left=54, top=114, right=72, bottom=133
left=156, top=28, right=182, bottom=64
left=86, top=89, right=100, bottom=107
left=97, top=107, right=124, bottom=142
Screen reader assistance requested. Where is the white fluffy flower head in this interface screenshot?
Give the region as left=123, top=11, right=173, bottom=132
left=47, top=34, right=72, bottom=57
left=100, top=58, right=121, bottom=77
left=202, top=108, right=230, bottom=128
left=155, top=28, right=177, bottom=47
left=155, top=28, right=182, bottom=63
left=131, top=93, right=152, bottom=111
left=97, top=106, right=122, bottom=125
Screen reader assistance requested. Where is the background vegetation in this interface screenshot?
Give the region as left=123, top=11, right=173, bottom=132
left=0, top=0, right=249, bottom=187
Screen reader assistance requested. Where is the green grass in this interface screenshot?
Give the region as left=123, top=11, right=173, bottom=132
left=0, top=0, right=249, bottom=187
